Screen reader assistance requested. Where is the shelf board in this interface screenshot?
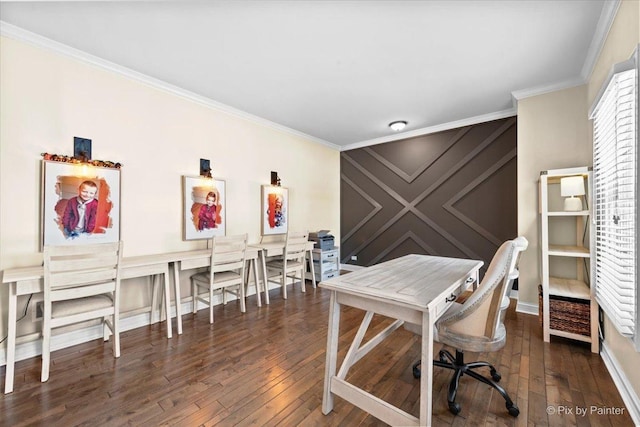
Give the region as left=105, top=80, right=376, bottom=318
left=549, top=328, right=593, bottom=343
left=548, top=245, right=590, bottom=257
left=548, top=277, right=590, bottom=299
left=547, top=210, right=589, bottom=216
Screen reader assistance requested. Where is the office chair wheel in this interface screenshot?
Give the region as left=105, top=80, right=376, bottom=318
left=507, top=403, right=520, bottom=417
left=412, top=361, right=421, bottom=379
left=490, top=368, right=501, bottom=382
left=448, top=402, right=461, bottom=415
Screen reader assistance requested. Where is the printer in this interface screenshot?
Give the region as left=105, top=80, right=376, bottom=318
left=309, top=230, right=334, bottom=250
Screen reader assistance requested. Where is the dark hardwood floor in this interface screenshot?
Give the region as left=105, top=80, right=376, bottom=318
left=0, top=283, right=634, bottom=426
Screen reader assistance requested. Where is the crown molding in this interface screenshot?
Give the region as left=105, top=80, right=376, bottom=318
left=581, top=0, right=621, bottom=82
left=511, top=0, right=621, bottom=105
left=341, top=108, right=517, bottom=152
left=510, top=75, right=586, bottom=105
left=0, top=21, right=341, bottom=151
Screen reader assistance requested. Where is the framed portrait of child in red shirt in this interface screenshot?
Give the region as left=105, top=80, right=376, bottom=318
left=183, top=175, right=226, bottom=241
left=41, top=160, right=121, bottom=247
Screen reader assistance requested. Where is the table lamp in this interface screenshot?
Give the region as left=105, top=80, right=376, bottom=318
left=560, top=176, right=585, bottom=211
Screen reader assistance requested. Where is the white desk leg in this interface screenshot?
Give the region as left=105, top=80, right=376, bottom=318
left=150, top=274, right=160, bottom=324
left=171, top=263, right=182, bottom=336
left=420, top=310, right=434, bottom=426
left=252, top=259, right=261, bottom=307
left=308, top=249, right=316, bottom=288
left=163, top=266, right=173, bottom=339
left=4, top=282, right=18, bottom=394
left=260, top=251, right=270, bottom=305
left=322, top=291, right=340, bottom=414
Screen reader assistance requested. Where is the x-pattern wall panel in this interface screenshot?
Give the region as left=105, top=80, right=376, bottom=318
left=340, top=117, right=517, bottom=274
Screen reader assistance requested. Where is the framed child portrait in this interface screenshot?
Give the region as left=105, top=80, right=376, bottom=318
left=261, top=185, right=288, bottom=236
left=183, top=176, right=226, bottom=240
left=41, top=160, right=121, bottom=247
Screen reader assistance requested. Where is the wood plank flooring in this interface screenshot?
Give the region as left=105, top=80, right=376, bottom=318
left=0, top=283, right=634, bottom=426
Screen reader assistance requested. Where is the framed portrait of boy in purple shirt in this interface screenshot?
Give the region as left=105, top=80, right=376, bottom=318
left=183, top=175, right=226, bottom=241
left=41, top=160, right=121, bottom=247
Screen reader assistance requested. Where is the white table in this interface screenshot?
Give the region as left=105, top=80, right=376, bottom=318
left=249, top=241, right=316, bottom=305
left=2, top=253, right=172, bottom=394
left=320, top=254, right=482, bottom=426
left=1, top=247, right=262, bottom=394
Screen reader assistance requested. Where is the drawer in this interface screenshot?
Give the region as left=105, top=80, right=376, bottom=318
left=312, top=260, right=339, bottom=274
left=432, top=290, right=460, bottom=319
left=312, top=249, right=339, bottom=262
left=317, top=270, right=339, bottom=281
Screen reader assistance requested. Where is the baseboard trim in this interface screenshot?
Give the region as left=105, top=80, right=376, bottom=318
left=600, top=341, right=640, bottom=425
left=515, top=300, right=539, bottom=316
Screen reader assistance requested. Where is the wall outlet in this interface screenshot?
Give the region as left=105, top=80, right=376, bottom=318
left=351, top=255, right=357, bottom=261
left=34, top=301, right=44, bottom=321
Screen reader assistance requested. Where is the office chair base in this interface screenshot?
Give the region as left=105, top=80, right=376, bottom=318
left=413, top=349, right=519, bottom=417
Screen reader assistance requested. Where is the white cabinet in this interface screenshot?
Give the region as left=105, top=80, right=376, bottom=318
left=539, top=167, right=599, bottom=353
left=308, top=247, right=340, bottom=282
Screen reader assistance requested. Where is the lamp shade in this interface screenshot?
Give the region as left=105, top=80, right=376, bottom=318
left=560, top=176, right=585, bottom=197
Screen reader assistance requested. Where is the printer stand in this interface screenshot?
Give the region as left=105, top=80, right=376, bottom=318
left=307, top=247, right=340, bottom=282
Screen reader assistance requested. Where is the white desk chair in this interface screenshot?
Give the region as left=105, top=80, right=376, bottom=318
left=408, top=237, right=528, bottom=417
left=265, top=230, right=308, bottom=299
left=42, top=241, right=123, bottom=382
left=191, top=234, right=248, bottom=323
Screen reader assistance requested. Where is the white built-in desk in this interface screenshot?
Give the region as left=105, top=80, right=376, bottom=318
left=1, top=247, right=262, bottom=394
left=320, top=254, right=482, bottom=426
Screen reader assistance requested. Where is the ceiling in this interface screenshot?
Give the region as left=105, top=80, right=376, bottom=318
left=0, top=1, right=616, bottom=150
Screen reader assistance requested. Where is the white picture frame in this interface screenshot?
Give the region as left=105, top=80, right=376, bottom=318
left=183, top=176, right=226, bottom=240
left=41, top=160, right=121, bottom=247
left=261, top=185, right=288, bottom=236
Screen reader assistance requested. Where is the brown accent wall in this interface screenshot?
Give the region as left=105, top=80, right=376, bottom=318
left=341, top=117, right=517, bottom=274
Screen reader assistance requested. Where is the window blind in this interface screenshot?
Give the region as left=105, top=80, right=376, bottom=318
left=591, top=66, right=637, bottom=338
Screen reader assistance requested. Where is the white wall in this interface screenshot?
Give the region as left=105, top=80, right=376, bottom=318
left=517, top=0, right=640, bottom=413
left=0, top=35, right=341, bottom=338
left=517, top=84, right=591, bottom=308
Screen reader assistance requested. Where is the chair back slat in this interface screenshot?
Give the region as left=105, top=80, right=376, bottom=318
left=284, top=231, right=309, bottom=262
left=49, top=269, right=117, bottom=290
left=209, top=234, right=248, bottom=281
left=51, top=282, right=116, bottom=301
left=44, top=242, right=122, bottom=296
left=48, top=253, right=119, bottom=273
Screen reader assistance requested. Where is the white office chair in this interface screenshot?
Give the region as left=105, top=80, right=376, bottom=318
left=265, top=230, right=309, bottom=299
left=191, top=233, right=248, bottom=323
left=409, top=237, right=528, bottom=417
left=42, top=241, right=123, bottom=382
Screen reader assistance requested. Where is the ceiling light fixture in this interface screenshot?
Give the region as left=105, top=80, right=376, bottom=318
left=389, top=121, right=407, bottom=131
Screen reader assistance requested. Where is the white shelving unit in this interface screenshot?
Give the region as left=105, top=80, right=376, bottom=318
left=539, top=166, right=599, bottom=353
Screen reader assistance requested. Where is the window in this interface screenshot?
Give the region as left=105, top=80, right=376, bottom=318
left=590, top=48, right=638, bottom=349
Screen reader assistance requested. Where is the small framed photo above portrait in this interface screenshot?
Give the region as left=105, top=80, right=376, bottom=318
left=261, top=185, right=288, bottom=236
left=41, top=160, right=121, bottom=247
left=183, top=176, right=226, bottom=240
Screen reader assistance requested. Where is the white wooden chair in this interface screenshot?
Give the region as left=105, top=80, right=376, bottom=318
left=42, top=241, right=123, bottom=382
left=191, top=233, right=248, bottom=323
left=265, top=230, right=309, bottom=299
